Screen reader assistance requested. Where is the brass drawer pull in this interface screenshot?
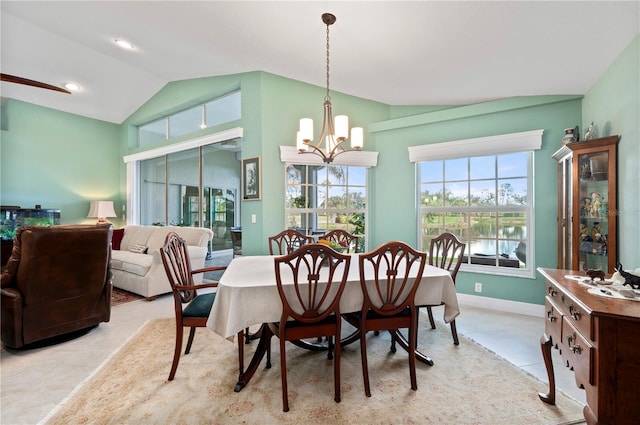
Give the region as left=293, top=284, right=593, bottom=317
left=548, top=287, right=558, bottom=297
left=568, top=304, right=582, bottom=320
left=546, top=309, right=557, bottom=322
left=566, top=333, right=582, bottom=354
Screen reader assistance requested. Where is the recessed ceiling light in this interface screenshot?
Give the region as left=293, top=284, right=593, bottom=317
left=64, top=82, right=80, bottom=91
left=114, top=39, right=134, bottom=50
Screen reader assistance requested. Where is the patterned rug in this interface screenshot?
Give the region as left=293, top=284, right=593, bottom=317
left=111, top=287, right=144, bottom=306
left=43, top=317, right=585, bottom=425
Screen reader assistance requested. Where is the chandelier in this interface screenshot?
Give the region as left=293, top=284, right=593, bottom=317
left=296, top=13, right=363, bottom=163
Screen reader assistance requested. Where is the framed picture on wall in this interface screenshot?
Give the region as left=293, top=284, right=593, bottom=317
left=242, top=156, right=261, bottom=201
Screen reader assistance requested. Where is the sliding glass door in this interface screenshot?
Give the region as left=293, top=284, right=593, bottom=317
left=137, top=142, right=241, bottom=252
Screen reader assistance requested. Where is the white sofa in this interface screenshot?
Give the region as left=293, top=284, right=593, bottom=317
left=110, top=225, right=213, bottom=300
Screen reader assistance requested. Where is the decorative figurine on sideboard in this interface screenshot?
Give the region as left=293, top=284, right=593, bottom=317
left=584, top=122, right=595, bottom=140
left=586, top=268, right=605, bottom=282
left=615, top=263, right=640, bottom=289
left=562, top=128, right=576, bottom=145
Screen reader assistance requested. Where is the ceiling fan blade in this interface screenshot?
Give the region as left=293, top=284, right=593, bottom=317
left=1, top=73, right=71, bottom=94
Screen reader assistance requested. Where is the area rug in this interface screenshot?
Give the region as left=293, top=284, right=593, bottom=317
left=43, top=318, right=584, bottom=425
left=111, top=287, right=144, bottom=306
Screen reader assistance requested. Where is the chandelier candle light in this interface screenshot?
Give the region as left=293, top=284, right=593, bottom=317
left=297, top=13, right=363, bottom=163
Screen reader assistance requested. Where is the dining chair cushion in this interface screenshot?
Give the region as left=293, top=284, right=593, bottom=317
left=345, top=307, right=411, bottom=322
left=183, top=292, right=216, bottom=318
left=279, top=314, right=338, bottom=329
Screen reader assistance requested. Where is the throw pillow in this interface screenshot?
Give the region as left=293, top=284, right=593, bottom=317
left=112, top=228, right=124, bottom=250
left=130, top=244, right=149, bottom=254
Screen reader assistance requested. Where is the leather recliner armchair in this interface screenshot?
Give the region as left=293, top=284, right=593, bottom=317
left=1, top=224, right=113, bottom=348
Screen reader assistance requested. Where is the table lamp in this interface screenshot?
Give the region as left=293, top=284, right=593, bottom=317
left=87, top=200, right=117, bottom=223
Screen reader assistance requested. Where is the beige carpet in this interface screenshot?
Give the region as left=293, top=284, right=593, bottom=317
left=44, top=317, right=584, bottom=425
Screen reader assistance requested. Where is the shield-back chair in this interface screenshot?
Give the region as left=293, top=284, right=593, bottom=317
left=267, top=243, right=351, bottom=411
left=160, top=232, right=226, bottom=381
left=348, top=241, right=426, bottom=397
left=424, top=232, right=466, bottom=345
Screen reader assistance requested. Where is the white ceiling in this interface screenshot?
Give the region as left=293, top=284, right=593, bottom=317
left=1, top=1, right=638, bottom=124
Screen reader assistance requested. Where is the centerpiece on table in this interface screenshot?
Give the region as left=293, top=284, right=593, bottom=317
left=318, top=239, right=349, bottom=253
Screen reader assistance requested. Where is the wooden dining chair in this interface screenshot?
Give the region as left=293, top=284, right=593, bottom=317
left=244, top=229, right=313, bottom=345
left=319, top=229, right=361, bottom=253
left=160, top=232, right=227, bottom=381
left=424, top=232, right=466, bottom=345
left=350, top=241, right=426, bottom=397
left=267, top=243, right=351, bottom=412
left=268, top=229, right=313, bottom=255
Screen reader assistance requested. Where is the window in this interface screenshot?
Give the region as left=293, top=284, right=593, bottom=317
left=410, top=130, right=542, bottom=277
left=418, top=152, right=532, bottom=276
left=138, top=91, right=241, bottom=146
left=285, top=164, right=367, bottom=251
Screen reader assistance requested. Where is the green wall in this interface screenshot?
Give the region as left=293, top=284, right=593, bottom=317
left=254, top=72, right=389, bottom=254
left=582, top=34, right=639, bottom=266
left=368, top=96, right=582, bottom=305
left=0, top=98, right=121, bottom=225
left=1, top=34, right=637, bottom=307
left=118, top=71, right=388, bottom=255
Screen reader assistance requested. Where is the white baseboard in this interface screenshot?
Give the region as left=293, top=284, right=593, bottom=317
left=457, top=293, right=544, bottom=318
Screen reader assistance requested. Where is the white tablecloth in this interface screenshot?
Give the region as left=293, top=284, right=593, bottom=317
left=207, top=254, right=459, bottom=339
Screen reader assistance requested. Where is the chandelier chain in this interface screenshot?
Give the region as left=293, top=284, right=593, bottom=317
left=325, top=21, right=331, bottom=102
left=296, top=13, right=363, bottom=163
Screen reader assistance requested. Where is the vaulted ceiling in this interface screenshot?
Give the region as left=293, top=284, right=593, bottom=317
left=1, top=1, right=638, bottom=124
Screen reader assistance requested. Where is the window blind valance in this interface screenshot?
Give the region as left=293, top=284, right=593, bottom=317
left=408, top=129, right=544, bottom=163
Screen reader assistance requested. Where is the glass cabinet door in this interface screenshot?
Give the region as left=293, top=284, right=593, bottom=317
left=576, top=149, right=610, bottom=271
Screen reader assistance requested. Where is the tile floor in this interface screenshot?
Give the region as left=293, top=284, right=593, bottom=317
left=1, top=259, right=587, bottom=424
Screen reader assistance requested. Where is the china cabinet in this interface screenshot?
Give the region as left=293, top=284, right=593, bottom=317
left=552, top=135, right=619, bottom=273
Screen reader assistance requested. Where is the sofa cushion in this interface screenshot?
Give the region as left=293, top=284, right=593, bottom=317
left=119, top=226, right=156, bottom=252
left=145, top=226, right=213, bottom=253
left=120, top=225, right=213, bottom=254
left=110, top=251, right=153, bottom=277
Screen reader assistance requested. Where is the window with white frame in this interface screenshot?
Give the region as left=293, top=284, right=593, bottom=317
left=284, top=164, right=367, bottom=252
left=138, top=91, right=241, bottom=146
left=410, top=130, right=543, bottom=277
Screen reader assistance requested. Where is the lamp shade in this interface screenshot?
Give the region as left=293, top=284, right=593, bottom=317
left=87, top=201, right=117, bottom=223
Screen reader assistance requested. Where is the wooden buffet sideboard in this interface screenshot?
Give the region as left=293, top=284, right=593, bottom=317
left=537, top=268, right=640, bottom=425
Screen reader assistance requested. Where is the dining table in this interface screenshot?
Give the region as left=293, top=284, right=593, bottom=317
left=206, top=254, right=460, bottom=392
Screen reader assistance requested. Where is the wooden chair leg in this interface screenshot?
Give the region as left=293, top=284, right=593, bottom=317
left=360, top=327, right=371, bottom=397
left=185, top=327, right=196, bottom=354
left=334, top=328, right=341, bottom=403
left=168, top=323, right=183, bottom=381
left=280, top=338, right=289, bottom=412
left=426, top=306, right=436, bottom=329
left=327, top=335, right=334, bottom=360
left=450, top=319, right=459, bottom=345
left=408, top=323, right=418, bottom=391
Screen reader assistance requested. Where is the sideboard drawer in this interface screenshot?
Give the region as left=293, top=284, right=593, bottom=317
left=561, top=316, right=594, bottom=387
left=546, top=281, right=593, bottom=341
left=544, top=297, right=563, bottom=346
